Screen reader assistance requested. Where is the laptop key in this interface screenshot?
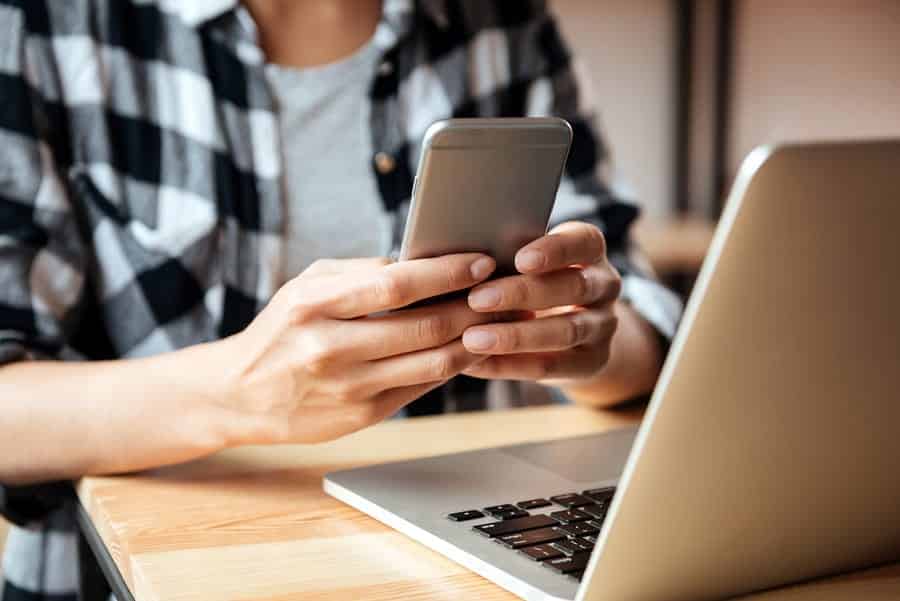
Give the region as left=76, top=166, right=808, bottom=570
left=447, top=510, right=484, bottom=522
left=473, top=514, right=558, bottom=538
left=497, top=527, right=566, bottom=549
left=549, top=509, right=591, bottom=524
left=580, top=502, right=609, bottom=520
left=583, top=534, right=598, bottom=544
left=583, top=487, right=616, bottom=502
left=550, top=538, right=593, bottom=556
left=558, top=522, right=599, bottom=537
left=520, top=544, right=564, bottom=562
left=497, top=508, right=529, bottom=520
left=517, top=498, right=551, bottom=510
left=587, top=520, right=605, bottom=530
left=550, top=493, right=594, bottom=508
left=484, top=504, right=518, bottom=516
left=544, top=554, right=590, bottom=574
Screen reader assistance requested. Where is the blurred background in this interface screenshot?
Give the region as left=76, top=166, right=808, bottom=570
left=555, top=0, right=900, bottom=295
left=2, top=0, right=899, bottom=573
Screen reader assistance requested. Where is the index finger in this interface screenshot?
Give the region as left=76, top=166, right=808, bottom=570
left=515, top=221, right=607, bottom=274
left=314, top=253, right=496, bottom=318
left=302, top=257, right=393, bottom=277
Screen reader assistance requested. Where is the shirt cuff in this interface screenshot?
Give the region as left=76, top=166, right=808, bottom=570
left=620, top=274, right=683, bottom=342
left=0, top=332, right=29, bottom=366
left=0, top=482, right=72, bottom=528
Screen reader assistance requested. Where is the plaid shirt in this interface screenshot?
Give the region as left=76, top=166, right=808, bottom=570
left=0, top=0, right=682, bottom=598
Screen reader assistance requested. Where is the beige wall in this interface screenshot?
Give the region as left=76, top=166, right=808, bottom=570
left=730, top=0, right=900, bottom=179
left=557, top=1, right=900, bottom=218
left=552, top=0, right=675, bottom=217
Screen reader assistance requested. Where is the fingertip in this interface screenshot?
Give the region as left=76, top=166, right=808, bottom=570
left=469, top=255, right=496, bottom=281
left=468, top=286, right=501, bottom=311
left=462, top=328, right=498, bottom=352
left=515, top=249, right=546, bottom=273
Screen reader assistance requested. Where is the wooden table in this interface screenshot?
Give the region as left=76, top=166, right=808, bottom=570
left=76, top=405, right=900, bottom=601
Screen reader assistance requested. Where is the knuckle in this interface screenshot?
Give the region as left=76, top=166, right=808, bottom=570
left=565, top=316, right=583, bottom=348
left=510, top=277, right=531, bottom=306
left=350, top=403, right=381, bottom=429
left=286, top=301, right=316, bottom=325
left=302, top=332, right=338, bottom=372
left=333, top=380, right=367, bottom=403
left=428, top=350, right=463, bottom=380
left=374, top=273, right=407, bottom=307
left=573, top=269, right=592, bottom=303
left=305, top=357, right=330, bottom=376
left=499, top=326, right=520, bottom=351
left=275, top=283, right=315, bottom=324
left=416, top=312, right=456, bottom=344
left=304, top=356, right=331, bottom=376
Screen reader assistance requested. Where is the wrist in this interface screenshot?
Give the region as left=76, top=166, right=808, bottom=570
left=157, top=338, right=247, bottom=453
left=188, top=333, right=287, bottom=448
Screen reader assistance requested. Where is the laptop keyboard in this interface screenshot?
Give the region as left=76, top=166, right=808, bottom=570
left=446, top=487, right=615, bottom=582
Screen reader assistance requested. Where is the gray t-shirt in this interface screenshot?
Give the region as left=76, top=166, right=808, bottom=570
left=267, top=40, right=393, bottom=282
left=264, top=41, right=563, bottom=414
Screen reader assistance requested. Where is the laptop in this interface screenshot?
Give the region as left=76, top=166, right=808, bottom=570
left=324, top=140, right=900, bottom=601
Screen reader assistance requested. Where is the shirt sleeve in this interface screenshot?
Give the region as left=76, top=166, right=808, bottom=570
left=0, top=3, right=86, bottom=521
left=0, top=3, right=88, bottom=367
left=522, top=3, right=684, bottom=342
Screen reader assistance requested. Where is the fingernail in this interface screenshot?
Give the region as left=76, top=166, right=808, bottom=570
left=469, top=287, right=501, bottom=310
left=516, top=250, right=545, bottom=272
left=463, top=329, right=498, bottom=351
left=470, top=256, right=496, bottom=280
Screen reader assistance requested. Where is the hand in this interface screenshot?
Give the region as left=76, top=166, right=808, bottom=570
left=460, top=222, right=621, bottom=383
left=215, top=254, right=499, bottom=444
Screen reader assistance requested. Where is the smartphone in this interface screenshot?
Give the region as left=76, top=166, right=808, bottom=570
left=399, top=118, right=572, bottom=276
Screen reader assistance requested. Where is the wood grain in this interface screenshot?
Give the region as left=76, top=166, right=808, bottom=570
left=77, top=405, right=640, bottom=601
left=76, top=405, right=900, bottom=601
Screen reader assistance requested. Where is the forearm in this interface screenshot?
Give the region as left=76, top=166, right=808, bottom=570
left=556, top=301, right=664, bottom=409
left=0, top=341, right=239, bottom=486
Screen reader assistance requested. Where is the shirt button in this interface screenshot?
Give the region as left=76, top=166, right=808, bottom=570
left=378, top=61, right=394, bottom=76
left=374, top=152, right=396, bottom=174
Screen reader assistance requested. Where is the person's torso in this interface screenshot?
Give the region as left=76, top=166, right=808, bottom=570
left=1, top=3, right=590, bottom=597
left=267, top=37, right=392, bottom=281
left=38, top=1, right=551, bottom=361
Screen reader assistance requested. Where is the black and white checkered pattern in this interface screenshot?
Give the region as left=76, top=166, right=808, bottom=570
left=0, top=1, right=682, bottom=598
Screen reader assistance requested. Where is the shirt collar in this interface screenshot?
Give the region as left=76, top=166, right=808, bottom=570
left=161, top=0, right=449, bottom=29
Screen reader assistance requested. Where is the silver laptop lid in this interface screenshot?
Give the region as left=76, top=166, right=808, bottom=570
left=583, top=141, right=900, bottom=601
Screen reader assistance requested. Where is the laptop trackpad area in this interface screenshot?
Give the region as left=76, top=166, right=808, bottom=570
left=501, top=428, right=637, bottom=483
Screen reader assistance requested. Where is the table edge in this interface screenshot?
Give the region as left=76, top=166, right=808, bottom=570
left=76, top=497, right=137, bottom=601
